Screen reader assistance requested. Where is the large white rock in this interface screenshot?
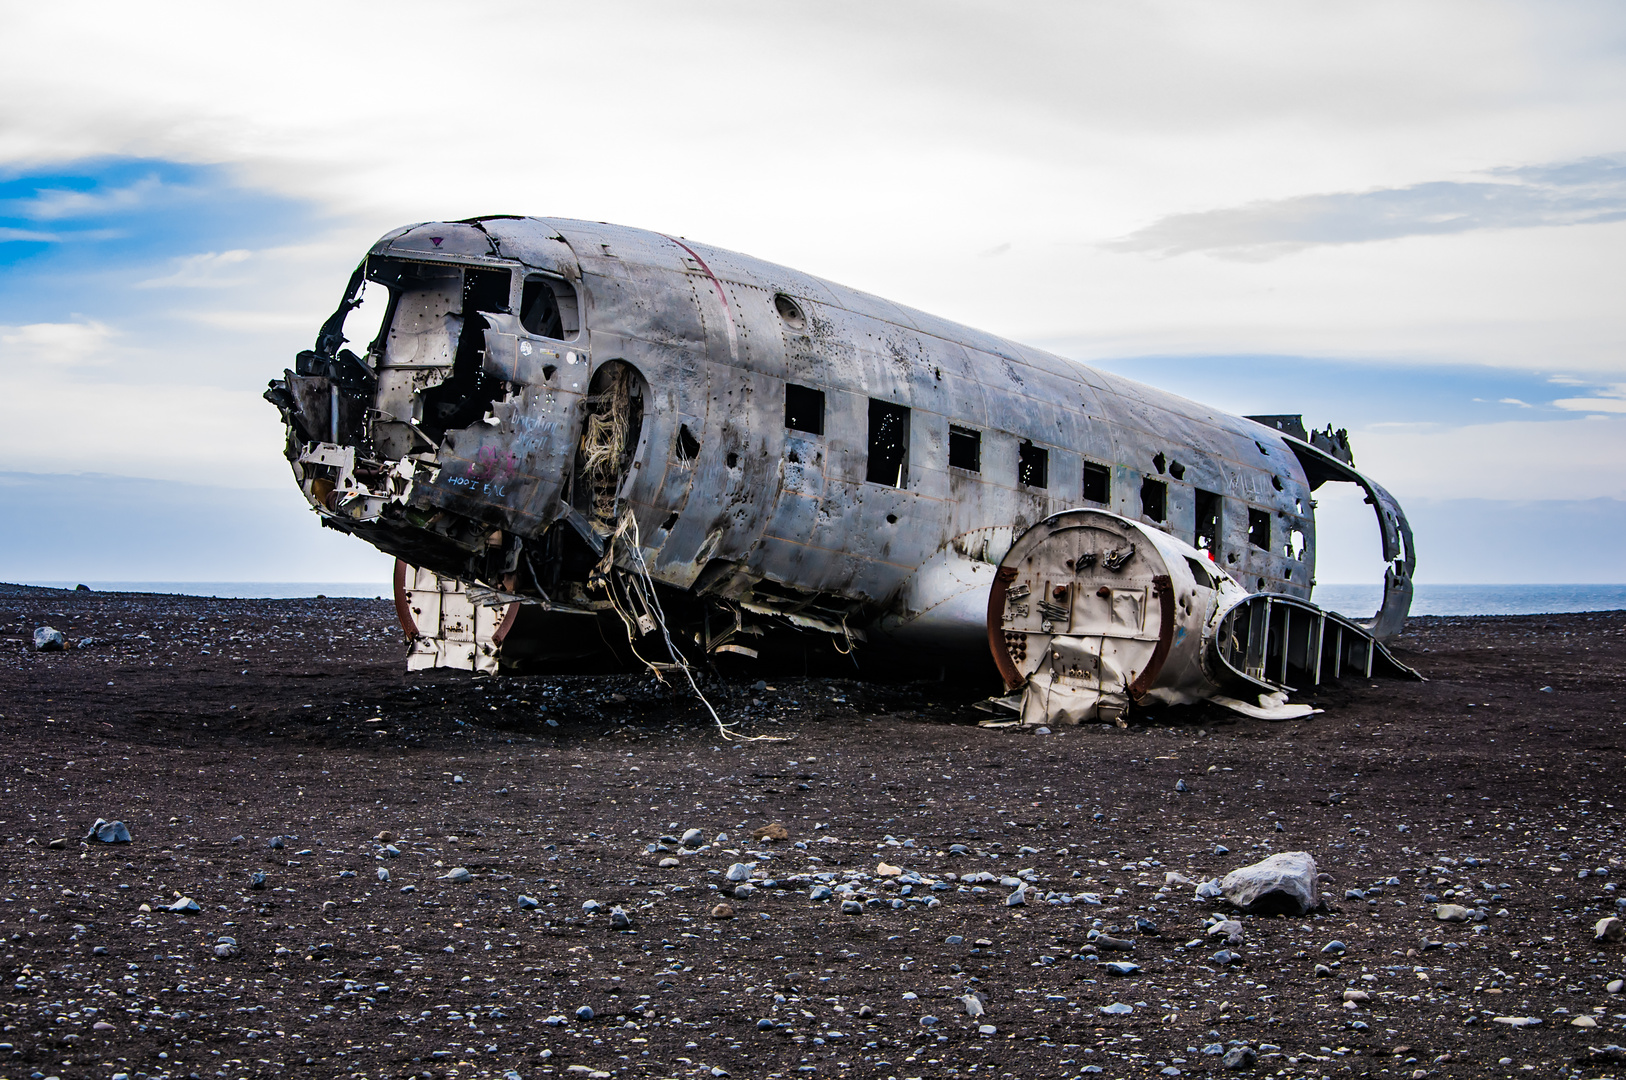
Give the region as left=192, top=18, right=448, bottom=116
left=1219, top=852, right=1319, bottom=915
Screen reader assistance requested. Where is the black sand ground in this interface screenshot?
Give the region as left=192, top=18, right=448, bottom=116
left=1, top=583, right=1623, bottom=1080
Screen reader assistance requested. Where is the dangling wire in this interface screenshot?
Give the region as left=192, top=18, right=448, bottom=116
left=599, top=510, right=786, bottom=743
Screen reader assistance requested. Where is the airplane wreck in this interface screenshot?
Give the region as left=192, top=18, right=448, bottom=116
left=265, top=216, right=1418, bottom=725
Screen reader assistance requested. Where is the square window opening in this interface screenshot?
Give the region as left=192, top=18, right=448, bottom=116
left=1195, top=488, right=1222, bottom=554
left=1082, top=461, right=1111, bottom=504
left=1140, top=476, right=1166, bottom=522
left=785, top=384, right=825, bottom=435
left=1248, top=507, right=1271, bottom=550
left=948, top=425, right=981, bottom=472
left=866, top=399, right=911, bottom=488
left=519, top=275, right=580, bottom=340
left=1018, top=440, right=1048, bottom=489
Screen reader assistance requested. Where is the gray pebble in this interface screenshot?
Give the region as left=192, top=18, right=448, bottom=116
left=517, top=895, right=539, bottom=910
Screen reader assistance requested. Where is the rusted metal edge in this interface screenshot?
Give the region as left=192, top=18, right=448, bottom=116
left=987, top=565, right=1023, bottom=692
left=393, top=558, right=417, bottom=640
left=1127, top=573, right=1175, bottom=701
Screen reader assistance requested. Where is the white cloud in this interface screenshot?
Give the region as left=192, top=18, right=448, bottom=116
left=1553, top=389, right=1626, bottom=413
left=1354, top=415, right=1626, bottom=500
left=0, top=226, right=60, bottom=242
left=1497, top=397, right=1532, bottom=407
left=136, top=249, right=252, bottom=288
left=0, top=319, right=118, bottom=366
left=1107, top=156, right=1626, bottom=259
left=2, top=174, right=166, bottom=221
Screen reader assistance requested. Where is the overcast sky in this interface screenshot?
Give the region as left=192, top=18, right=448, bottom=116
left=2, top=0, right=1624, bottom=587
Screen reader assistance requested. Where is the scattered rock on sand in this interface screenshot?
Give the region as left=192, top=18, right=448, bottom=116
left=85, top=818, right=131, bottom=843
left=1219, top=852, right=1319, bottom=915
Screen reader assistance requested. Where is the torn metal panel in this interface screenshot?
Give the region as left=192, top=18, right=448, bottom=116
left=264, top=215, right=1417, bottom=683
left=988, top=509, right=1418, bottom=726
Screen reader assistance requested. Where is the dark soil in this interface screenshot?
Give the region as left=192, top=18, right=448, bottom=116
left=1, top=583, right=1623, bottom=1080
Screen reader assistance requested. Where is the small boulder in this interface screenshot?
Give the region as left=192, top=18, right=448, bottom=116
left=440, top=867, right=473, bottom=883
left=32, top=627, right=65, bottom=652
left=517, top=895, right=539, bottom=910
left=710, top=903, right=735, bottom=919
left=1596, top=916, right=1625, bottom=943
left=1207, top=920, right=1244, bottom=945
left=681, top=828, right=705, bottom=848
left=1219, top=852, right=1318, bottom=915
left=609, top=906, right=634, bottom=930
left=725, top=862, right=755, bottom=883
left=1435, top=903, right=1473, bottom=923
left=248, top=871, right=267, bottom=890
left=752, top=822, right=789, bottom=842
left=840, top=900, right=863, bottom=915
left=1222, top=1045, right=1257, bottom=1069
left=167, top=897, right=200, bottom=913
left=85, top=819, right=132, bottom=844
left=658, top=857, right=679, bottom=868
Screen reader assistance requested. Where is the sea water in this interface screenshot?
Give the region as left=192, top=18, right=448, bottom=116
left=20, top=580, right=1626, bottom=615
left=1312, top=583, right=1626, bottom=618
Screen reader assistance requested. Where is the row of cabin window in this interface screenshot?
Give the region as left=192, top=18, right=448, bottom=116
left=784, top=383, right=1280, bottom=555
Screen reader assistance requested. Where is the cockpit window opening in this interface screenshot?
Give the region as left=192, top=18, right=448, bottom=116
left=520, top=274, right=581, bottom=340
left=416, top=266, right=513, bottom=441
left=339, top=277, right=394, bottom=362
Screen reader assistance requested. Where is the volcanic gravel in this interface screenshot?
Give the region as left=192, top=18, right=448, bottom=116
left=1, top=582, right=1624, bottom=1080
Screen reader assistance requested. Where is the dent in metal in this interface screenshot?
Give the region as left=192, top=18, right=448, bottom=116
left=263, top=215, right=1418, bottom=681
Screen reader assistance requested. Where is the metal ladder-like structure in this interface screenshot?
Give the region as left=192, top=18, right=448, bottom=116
left=1212, top=593, right=1420, bottom=694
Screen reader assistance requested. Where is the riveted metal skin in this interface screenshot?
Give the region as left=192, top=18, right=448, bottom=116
left=265, top=216, right=1415, bottom=673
